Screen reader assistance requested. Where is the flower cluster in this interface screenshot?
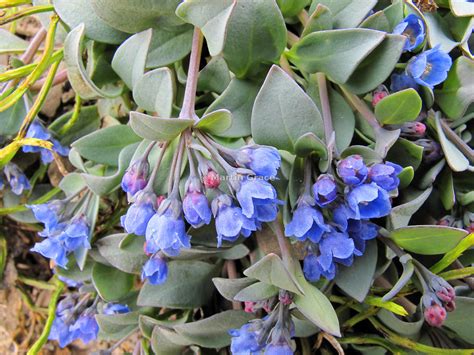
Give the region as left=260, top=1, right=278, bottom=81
left=230, top=291, right=295, bottom=354
left=390, top=15, right=451, bottom=91
left=49, top=294, right=129, bottom=348
left=22, top=120, right=69, bottom=164
left=420, top=269, right=456, bottom=327
left=120, top=137, right=282, bottom=286
left=285, top=155, right=402, bottom=282
left=30, top=192, right=92, bottom=268
left=0, top=162, right=31, bottom=195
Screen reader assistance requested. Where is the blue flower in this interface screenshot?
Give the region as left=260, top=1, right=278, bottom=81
left=229, top=321, right=264, bottom=354
left=213, top=194, right=258, bottom=247
left=390, top=73, right=419, bottom=92
left=121, top=158, right=149, bottom=197
left=393, top=14, right=425, bottom=52
left=303, top=252, right=322, bottom=282
left=141, top=255, right=168, bottom=285
left=319, top=229, right=355, bottom=272
left=70, top=313, right=99, bottom=344
left=236, top=176, right=281, bottom=222
left=3, top=163, right=30, bottom=195
left=406, top=46, right=452, bottom=89
left=23, top=121, right=69, bottom=163
left=28, top=200, right=64, bottom=230
left=49, top=315, right=75, bottom=348
left=183, top=190, right=212, bottom=228
left=145, top=198, right=191, bottom=256
left=31, top=238, right=69, bottom=268
left=121, top=190, right=156, bottom=236
left=59, top=216, right=90, bottom=251
left=103, top=303, right=130, bottom=315
left=285, top=201, right=329, bottom=243
left=347, top=183, right=391, bottom=219
left=264, top=342, right=293, bottom=354
left=313, top=174, right=337, bottom=207
left=347, top=220, right=378, bottom=256
left=57, top=275, right=82, bottom=288
left=236, top=146, right=281, bottom=179
left=369, top=162, right=402, bottom=191
left=337, top=155, right=368, bottom=186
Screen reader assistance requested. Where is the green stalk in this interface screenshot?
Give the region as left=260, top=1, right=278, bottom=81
left=58, top=94, right=82, bottom=134
left=0, top=0, right=31, bottom=8
left=0, top=4, right=54, bottom=26
left=27, top=278, right=64, bottom=355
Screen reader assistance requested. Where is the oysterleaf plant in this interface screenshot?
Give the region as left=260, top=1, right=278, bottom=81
left=0, top=0, right=473, bottom=354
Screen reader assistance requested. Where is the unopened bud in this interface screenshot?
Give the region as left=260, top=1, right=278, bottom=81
left=445, top=300, right=456, bottom=312
left=203, top=170, right=220, bottom=189
left=415, top=139, right=442, bottom=163
left=244, top=301, right=257, bottom=313
left=401, top=122, right=426, bottom=139
left=372, top=91, right=388, bottom=106
left=424, top=303, right=446, bottom=327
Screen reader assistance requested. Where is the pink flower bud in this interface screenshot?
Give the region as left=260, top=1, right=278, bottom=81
left=372, top=91, right=388, bottom=106
left=424, top=303, right=446, bottom=327
left=203, top=170, right=220, bottom=189
left=244, top=301, right=257, bottom=313
left=436, top=287, right=455, bottom=303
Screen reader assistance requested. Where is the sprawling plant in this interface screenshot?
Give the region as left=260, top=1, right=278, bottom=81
left=0, top=0, right=473, bottom=353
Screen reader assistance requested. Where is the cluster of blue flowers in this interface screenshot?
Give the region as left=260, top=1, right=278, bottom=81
left=30, top=194, right=92, bottom=268
left=285, top=155, right=402, bottom=282
left=0, top=162, right=31, bottom=195
left=390, top=15, right=452, bottom=91
left=230, top=292, right=295, bottom=354
left=22, top=120, right=69, bottom=164
left=50, top=295, right=129, bottom=348
left=120, top=140, right=282, bottom=286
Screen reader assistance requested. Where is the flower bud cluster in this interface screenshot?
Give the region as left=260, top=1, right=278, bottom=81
left=285, top=155, right=402, bottom=282
left=120, top=136, right=283, bottom=285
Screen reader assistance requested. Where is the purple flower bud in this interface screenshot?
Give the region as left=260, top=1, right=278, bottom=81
left=368, top=162, right=402, bottom=191
left=121, top=190, right=156, bottom=236
left=337, top=155, right=368, bottom=186
left=141, top=255, right=168, bottom=285
left=236, top=146, right=281, bottom=179
left=145, top=198, right=190, bottom=256
left=313, top=174, right=337, bottom=207
left=121, top=158, right=149, bottom=196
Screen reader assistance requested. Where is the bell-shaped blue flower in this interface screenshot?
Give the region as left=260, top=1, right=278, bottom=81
left=337, top=155, right=368, bottom=186
left=264, top=342, right=294, bottom=355
left=406, top=46, right=452, bottom=89
left=236, top=146, right=281, bottom=179
left=236, top=176, right=281, bottom=222
left=183, top=177, right=211, bottom=228
left=347, top=183, right=391, bottom=219
left=303, top=252, right=322, bottom=282
left=23, top=121, right=69, bottom=163
left=393, top=14, right=425, bottom=52
left=121, top=158, right=149, bottom=197
left=49, top=315, right=75, bottom=348
left=28, top=200, right=64, bottom=231
left=313, top=174, right=337, bottom=207
left=319, top=229, right=355, bottom=269
left=3, top=163, right=30, bottom=195
left=369, top=162, right=402, bottom=191
left=229, top=321, right=264, bottom=354
left=70, top=313, right=99, bottom=344
left=31, top=238, right=69, bottom=268
left=141, top=255, right=168, bottom=285
left=347, top=220, right=378, bottom=256
left=390, top=73, right=419, bottom=92
left=60, top=216, right=90, bottom=251
left=121, top=190, right=156, bottom=236
left=285, top=200, right=329, bottom=243
left=145, top=198, right=191, bottom=256
left=213, top=194, right=258, bottom=247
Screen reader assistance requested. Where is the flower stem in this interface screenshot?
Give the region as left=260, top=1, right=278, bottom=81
left=27, top=278, right=64, bottom=355
left=339, top=85, right=379, bottom=130
left=315, top=73, right=334, bottom=144
left=146, top=142, right=168, bottom=191
left=179, top=28, right=203, bottom=120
